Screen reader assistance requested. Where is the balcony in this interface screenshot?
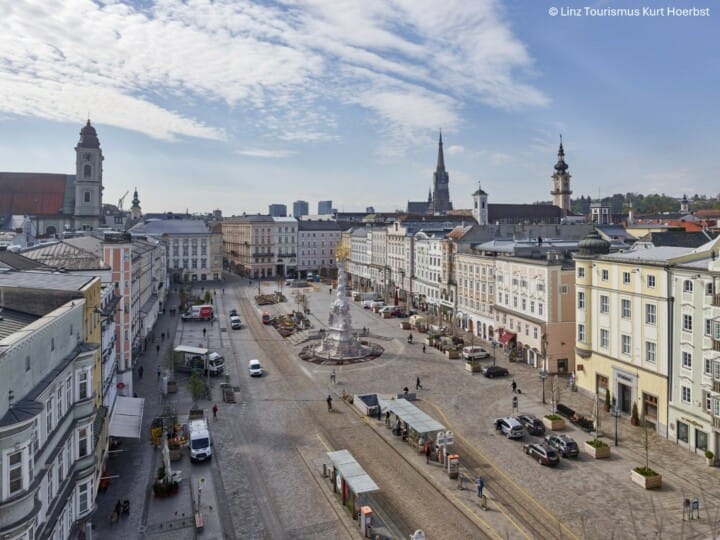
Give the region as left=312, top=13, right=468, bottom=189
left=713, top=294, right=720, bottom=307
left=714, top=339, right=720, bottom=352
left=713, top=380, right=720, bottom=394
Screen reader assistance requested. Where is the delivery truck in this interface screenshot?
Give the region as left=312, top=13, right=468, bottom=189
left=173, top=345, right=225, bottom=376
left=187, top=408, right=212, bottom=463
left=181, top=304, right=214, bottom=321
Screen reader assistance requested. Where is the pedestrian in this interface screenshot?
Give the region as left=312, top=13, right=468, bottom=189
left=156, top=344, right=160, bottom=355
left=156, top=366, right=161, bottom=379
left=511, top=379, right=517, bottom=394
left=425, top=443, right=432, bottom=464
left=385, top=410, right=391, bottom=427
left=202, top=328, right=207, bottom=337
left=422, top=344, right=426, bottom=353
left=330, top=369, right=336, bottom=384
left=476, top=476, right=484, bottom=498
left=403, top=386, right=409, bottom=397
left=114, top=500, right=122, bottom=521
left=212, top=403, right=218, bottom=420
left=326, top=395, right=333, bottom=411
left=138, top=365, right=144, bottom=379
left=161, top=332, right=165, bottom=341
left=416, top=376, right=422, bottom=390
left=376, top=406, right=382, bottom=421
left=512, top=395, right=518, bottom=413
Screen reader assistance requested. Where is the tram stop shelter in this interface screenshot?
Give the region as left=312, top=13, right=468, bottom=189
left=327, top=450, right=379, bottom=515
left=385, top=398, right=445, bottom=449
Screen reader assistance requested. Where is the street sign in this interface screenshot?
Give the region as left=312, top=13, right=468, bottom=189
left=445, top=431, right=454, bottom=446
left=437, top=433, right=447, bottom=445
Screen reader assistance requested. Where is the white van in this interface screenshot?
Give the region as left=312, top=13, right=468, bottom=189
left=188, top=416, right=213, bottom=462
left=248, top=359, right=263, bottom=377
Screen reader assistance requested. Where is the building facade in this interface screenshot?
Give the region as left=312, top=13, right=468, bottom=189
left=273, top=217, right=298, bottom=277
left=318, top=201, right=333, bottom=215
left=268, top=204, right=287, bottom=217
left=222, top=215, right=276, bottom=278
left=292, top=200, right=309, bottom=218
left=297, top=221, right=342, bottom=278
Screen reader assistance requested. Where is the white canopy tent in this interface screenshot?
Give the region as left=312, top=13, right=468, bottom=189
left=109, top=396, right=145, bottom=439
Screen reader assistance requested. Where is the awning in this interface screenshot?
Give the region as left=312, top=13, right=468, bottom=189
left=109, top=396, right=145, bottom=439
left=499, top=331, right=516, bottom=345
left=327, top=450, right=379, bottom=494
left=385, top=398, right=445, bottom=434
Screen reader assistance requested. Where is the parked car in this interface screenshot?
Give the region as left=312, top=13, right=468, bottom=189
left=523, top=443, right=560, bottom=466
left=545, top=433, right=580, bottom=458
left=462, top=346, right=490, bottom=360
left=494, top=416, right=525, bottom=439
left=517, top=414, right=546, bottom=436
left=248, top=359, right=263, bottom=377
left=230, top=316, right=242, bottom=329
left=482, top=365, right=509, bottom=378
left=229, top=308, right=238, bottom=317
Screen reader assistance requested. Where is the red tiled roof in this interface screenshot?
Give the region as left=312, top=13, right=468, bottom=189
left=0, top=173, right=69, bottom=215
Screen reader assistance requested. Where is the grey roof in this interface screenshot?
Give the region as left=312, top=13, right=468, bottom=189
left=407, top=201, right=430, bottom=214
left=21, top=241, right=107, bottom=270
left=602, top=245, right=694, bottom=263
left=298, top=221, right=342, bottom=231
left=130, top=219, right=210, bottom=235
left=326, top=450, right=379, bottom=494
left=640, top=231, right=715, bottom=248
left=488, top=203, right=562, bottom=223
left=0, top=250, right=55, bottom=271
left=385, top=398, right=445, bottom=434
left=0, top=307, right=38, bottom=340
left=596, top=225, right=636, bottom=242
left=224, top=214, right=274, bottom=223
left=0, top=270, right=96, bottom=291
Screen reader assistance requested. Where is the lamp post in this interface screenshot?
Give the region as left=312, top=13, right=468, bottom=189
left=492, top=341, right=497, bottom=367
left=539, top=370, right=548, bottom=405
left=611, top=407, right=621, bottom=446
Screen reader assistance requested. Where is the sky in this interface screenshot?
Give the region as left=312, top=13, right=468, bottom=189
left=0, top=0, right=717, bottom=216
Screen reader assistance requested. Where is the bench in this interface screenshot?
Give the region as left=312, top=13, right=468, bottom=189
left=194, top=512, right=204, bottom=531
left=557, top=403, right=595, bottom=431
left=556, top=403, right=575, bottom=419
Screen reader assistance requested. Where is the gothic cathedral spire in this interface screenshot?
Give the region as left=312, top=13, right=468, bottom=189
left=429, top=131, right=453, bottom=214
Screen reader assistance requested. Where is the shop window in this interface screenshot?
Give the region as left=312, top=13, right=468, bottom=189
left=677, top=421, right=689, bottom=443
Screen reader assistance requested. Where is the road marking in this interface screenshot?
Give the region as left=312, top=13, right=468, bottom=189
left=316, top=433, right=333, bottom=451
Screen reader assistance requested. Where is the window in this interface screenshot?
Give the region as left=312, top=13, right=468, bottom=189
left=705, top=358, right=712, bottom=375
left=600, top=329, right=609, bottom=349
left=577, top=267, right=585, bottom=278
left=25, top=355, right=30, bottom=372
left=647, top=275, right=656, bottom=288
left=645, top=341, right=656, bottom=363
left=66, top=376, right=72, bottom=407
left=83, top=191, right=90, bottom=203
left=533, top=327, right=538, bottom=339
left=681, top=386, right=691, bottom=404
left=560, top=285, right=569, bottom=294
left=521, top=299, right=526, bottom=310
left=706, top=319, right=712, bottom=336
left=78, top=481, right=90, bottom=514
left=578, top=324, right=585, bottom=343
left=56, top=387, right=63, bottom=422
left=707, top=283, right=714, bottom=296
left=47, top=465, right=54, bottom=503
left=645, top=304, right=656, bottom=324
left=622, top=272, right=630, bottom=284
left=683, top=280, right=693, bottom=293
left=46, top=396, right=54, bottom=435
left=621, top=298, right=631, bottom=318
left=621, top=334, right=631, bottom=355
left=683, top=314, right=693, bottom=332
left=530, top=300, right=535, bottom=313
left=577, top=291, right=585, bottom=309
left=78, top=370, right=89, bottom=400
left=601, top=269, right=609, bottom=281
left=682, top=351, right=692, bottom=369
left=8, top=449, right=25, bottom=495
left=83, top=164, right=91, bottom=178
left=78, top=427, right=89, bottom=458
left=538, top=303, right=544, bottom=316
left=600, top=295, right=609, bottom=314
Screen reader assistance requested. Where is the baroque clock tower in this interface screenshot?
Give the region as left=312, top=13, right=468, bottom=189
left=74, top=120, right=104, bottom=230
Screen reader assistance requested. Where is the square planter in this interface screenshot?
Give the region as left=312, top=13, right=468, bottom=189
left=584, top=441, right=611, bottom=459
left=631, top=468, right=662, bottom=489
left=445, top=349, right=460, bottom=359
left=464, top=361, right=483, bottom=373
left=543, top=417, right=566, bottom=431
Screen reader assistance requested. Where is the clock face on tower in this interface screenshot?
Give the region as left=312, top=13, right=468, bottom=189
left=84, top=153, right=91, bottom=161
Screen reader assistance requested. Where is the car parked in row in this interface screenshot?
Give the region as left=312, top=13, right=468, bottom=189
left=545, top=433, right=579, bottom=458
left=523, top=443, right=560, bottom=466
left=228, top=308, right=238, bottom=317
left=482, top=365, right=509, bottom=378
left=516, top=414, right=546, bottom=436
left=494, top=416, right=526, bottom=439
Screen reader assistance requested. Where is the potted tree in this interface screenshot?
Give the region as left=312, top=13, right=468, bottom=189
left=705, top=450, right=715, bottom=466
left=585, top=394, right=610, bottom=458
left=604, top=388, right=611, bottom=412
left=152, top=466, right=179, bottom=497
left=631, top=417, right=662, bottom=489
left=543, top=414, right=565, bottom=431
left=630, top=402, right=639, bottom=426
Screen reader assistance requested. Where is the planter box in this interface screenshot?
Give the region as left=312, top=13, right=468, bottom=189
left=631, top=469, right=662, bottom=489
left=464, top=362, right=483, bottom=373
left=166, top=380, right=177, bottom=393
left=543, top=417, right=566, bottom=431
left=169, top=449, right=183, bottom=462
left=584, top=441, right=611, bottom=459
left=445, top=349, right=460, bottom=359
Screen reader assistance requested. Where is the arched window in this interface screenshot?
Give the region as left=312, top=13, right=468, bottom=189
left=84, top=191, right=91, bottom=203
left=683, top=280, right=693, bottom=293
left=83, top=164, right=91, bottom=178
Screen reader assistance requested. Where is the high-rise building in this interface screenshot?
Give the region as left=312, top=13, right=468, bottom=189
left=293, top=200, right=309, bottom=217
left=269, top=204, right=287, bottom=217
left=318, top=200, right=333, bottom=215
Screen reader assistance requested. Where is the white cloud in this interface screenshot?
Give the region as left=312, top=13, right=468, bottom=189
left=447, top=145, right=464, bottom=156
left=235, top=148, right=297, bottom=158
left=0, top=0, right=545, bottom=149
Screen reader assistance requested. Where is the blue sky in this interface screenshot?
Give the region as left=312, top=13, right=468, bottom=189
left=0, top=0, right=717, bottom=215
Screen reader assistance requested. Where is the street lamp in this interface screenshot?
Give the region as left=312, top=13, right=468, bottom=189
left=611, top=407, right=621, bottom=446
left=539, top=370, right=548, bottom=405
left=492, top=341, right=497, bottom=367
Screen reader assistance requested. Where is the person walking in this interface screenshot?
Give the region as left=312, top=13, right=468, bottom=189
left=326, top=395, right=333, bottom=412
left=511, top=379, right=517, bottom=394
left=416, top=376, right=423, bottom=390
left=422, top=344, right=426, bottom=353
left=202, top=328, right=207, bottom=337
left=425, top=444, right=432, bottom=464
left=476, top=476, right=485, bottom=498
left=156, top=366, right=161, bottom=379
left=161, top=332, right=165, bottom=341
left=330, top=369, right=336, bottom=384
left=212, top=403, right=218, bottom=420
left=156, top=344, right=160, bottom=355
left=138, top=365, right=144, bottom=380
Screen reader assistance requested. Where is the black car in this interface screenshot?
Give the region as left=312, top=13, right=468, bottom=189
left=545, top=433, right=580, bottom=458
left=229, top=308, right=238, bottom=317
left=517, top=414, right=546, bottom=436
left=482, top=365, right=509, bottom=378
left=523, top=443, right=560, bottom=466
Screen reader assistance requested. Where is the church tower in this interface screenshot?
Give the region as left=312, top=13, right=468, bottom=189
left=550, top=135, right=572, bottom=216
left=74, top=120, right=104, bottom=230
left=130, top=187, right=142, bottom=220
left=680, top=194, right=689, bottom=213
left=428, top=131, right=453, bottom=214
left=472, top=182, right=489, bottom=225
